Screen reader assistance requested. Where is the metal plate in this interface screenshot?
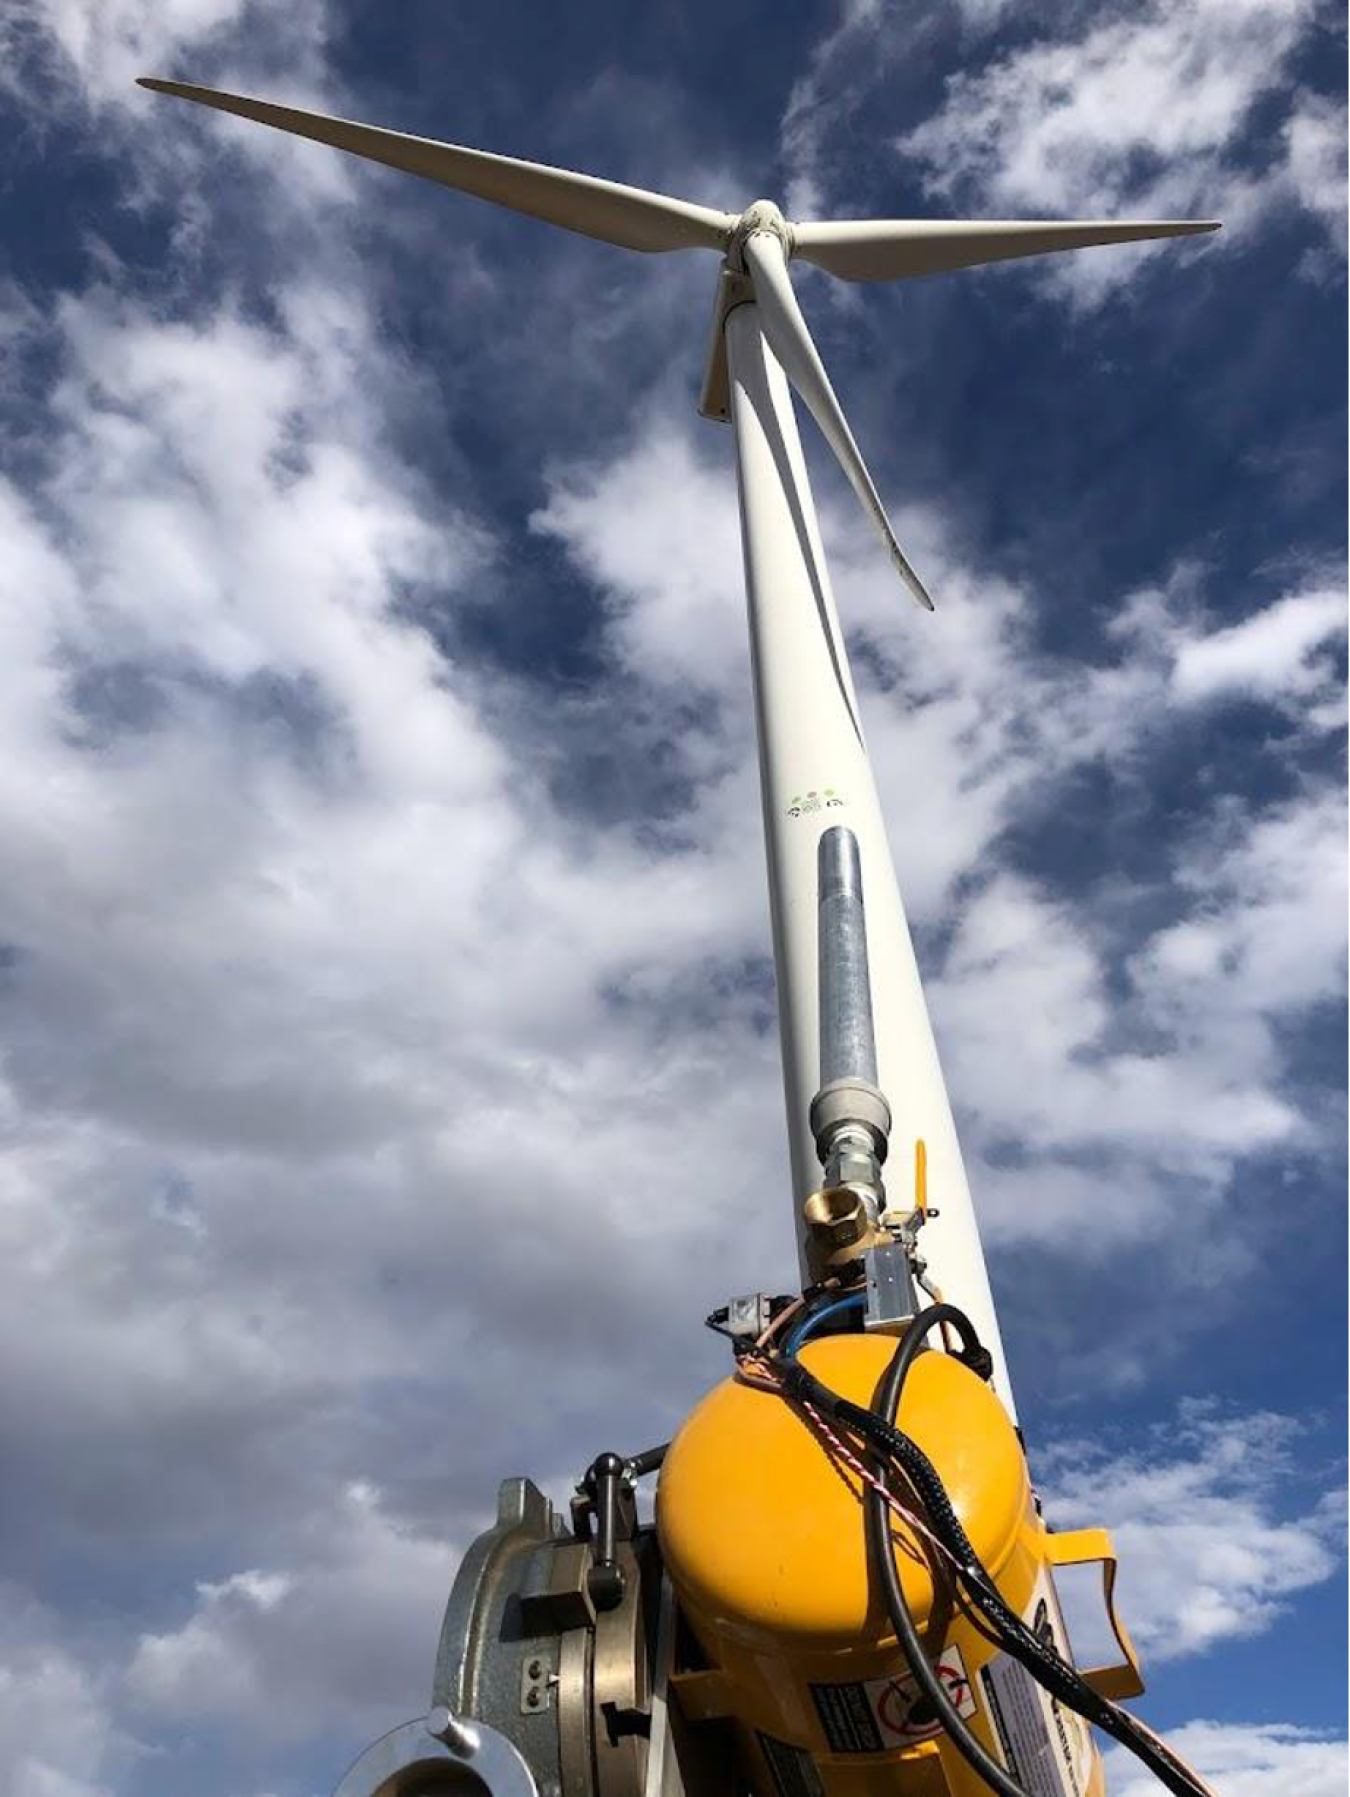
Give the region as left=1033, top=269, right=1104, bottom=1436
left=593, top=1541, right=651, bottom=1797
left=332, top=1713, right=538, bottom=1797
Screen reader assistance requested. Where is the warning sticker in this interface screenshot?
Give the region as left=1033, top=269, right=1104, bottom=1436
left=810, top=1680, right=883, bottom=1753
left=812, top=1648, right=976, bottom=1753
left=864, top=1646, right=978, bottom=1746
left=980, top=1572, right=1094, bottom=1797
left=757, top=1732, right=826, bottom=1797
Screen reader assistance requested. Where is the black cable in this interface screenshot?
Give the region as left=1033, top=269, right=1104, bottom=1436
left=872, top=1313, right=1211, bottom=1797
left=864, top=1305, right=1039, bottom=1794
left=778, top=1307, right=1212, bottom=1797
left=862, top=1341, right=1201, bottom=1794
left=782, top=1315, right=1030, bottom=1792
left=785, top=1341, right=1085, bottom=1699
left=862, top=1411, right=1032, bottom=1797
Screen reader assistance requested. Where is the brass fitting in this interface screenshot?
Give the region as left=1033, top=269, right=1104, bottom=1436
left=801, top=1184, right=891, bottom=1282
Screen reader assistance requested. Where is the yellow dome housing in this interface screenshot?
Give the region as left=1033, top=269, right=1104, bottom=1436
left=658, top=1334, right=1104, bottom=1796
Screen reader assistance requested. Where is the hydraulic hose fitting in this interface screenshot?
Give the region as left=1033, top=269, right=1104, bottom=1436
left=810, top=1080, right=891, bottom=1193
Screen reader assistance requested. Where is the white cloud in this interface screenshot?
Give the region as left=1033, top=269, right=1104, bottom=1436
left=7, top=0, right=328, bottom=113
left=4, top=0, right=360, bottom=228
left=0, top=270, right=793, bottom=1783
left=11, top=337, right=666, bottom=1764
left=536, top=431, right=1346, bottom=1253
left=929, top=772, right=1344, bottom=1235
left=1172, top=584, right=1346, bottom=709
left=1282, top=93, right=1350, bottom=261
left=1136, top=782, right=1346, bottom=1022
left=2, top=301, right=1332, bottom=1782
left=897, top=0, right=1341, bottom=304
left=812, top=529, right=1344, bottom=1244
left=1042, top=1401, right=1342, bottom=1663
left=1112, top=575, right=1347, bottom=723
left=0, top=4, right=1342, bottom=1791
left=778, top=0, right=1019, bottom=223
left=1104, top=1720, right=1348, bottom=1797
left=531, top=426, right=747, bottom=703
left=779, top=0, right=886, bottom=219
left=127, top=1483, right=458, bottom=1743
left=0, top=1594, right=123, bottom=1797
left=934, top=870, right=1305, bottom=1195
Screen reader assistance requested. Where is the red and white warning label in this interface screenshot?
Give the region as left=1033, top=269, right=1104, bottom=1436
left=810, top=1648, right=978, bottom=1753
left=864, top=1646, right=978, bottom=1745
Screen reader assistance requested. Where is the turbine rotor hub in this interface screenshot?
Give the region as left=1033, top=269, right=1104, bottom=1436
left=728, top=198, right=794, bottom=270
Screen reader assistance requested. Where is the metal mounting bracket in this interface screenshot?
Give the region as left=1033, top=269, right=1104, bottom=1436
left=697, top=269, right=753, bottom=424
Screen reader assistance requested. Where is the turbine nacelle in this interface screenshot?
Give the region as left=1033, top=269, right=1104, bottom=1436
left=138, top=77, right=1219, bottom=611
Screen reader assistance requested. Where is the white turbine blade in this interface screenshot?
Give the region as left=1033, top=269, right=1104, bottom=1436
left=742, top=231, right=933, bottom=611
left=137, top=79, right=737, bottom=256
left=792, top=218, right=1221, bottom=283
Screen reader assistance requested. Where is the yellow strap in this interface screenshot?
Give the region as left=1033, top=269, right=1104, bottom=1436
left=1047, top=1527, right=1145, bottom=1700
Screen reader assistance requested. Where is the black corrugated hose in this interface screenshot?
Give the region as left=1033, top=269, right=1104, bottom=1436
left=776, top=1305, right=1212, bottom=1796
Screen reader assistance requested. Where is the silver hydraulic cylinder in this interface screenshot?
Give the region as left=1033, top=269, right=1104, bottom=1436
left=809, top=825, right=892, bottom=1201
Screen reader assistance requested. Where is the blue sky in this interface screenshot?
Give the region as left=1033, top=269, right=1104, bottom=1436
left=0, top=2, right=1344, bottom=1794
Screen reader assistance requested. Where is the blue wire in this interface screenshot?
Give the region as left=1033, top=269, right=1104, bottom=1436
left=782, top=1291, right=866, bottom=1356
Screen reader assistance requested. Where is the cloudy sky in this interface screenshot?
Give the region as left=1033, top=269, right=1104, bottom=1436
left=0, top=2, right=1344, bottom=1793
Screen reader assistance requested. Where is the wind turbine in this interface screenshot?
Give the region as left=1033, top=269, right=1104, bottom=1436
left=140, top=76, right=1220, bottom=1797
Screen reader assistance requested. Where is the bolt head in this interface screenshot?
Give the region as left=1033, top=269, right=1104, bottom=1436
left=425, top=1706, right=478, bottom=1756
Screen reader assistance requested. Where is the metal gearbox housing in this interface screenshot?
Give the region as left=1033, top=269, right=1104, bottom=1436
left=335, top=1477, right=658, bottom=1797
